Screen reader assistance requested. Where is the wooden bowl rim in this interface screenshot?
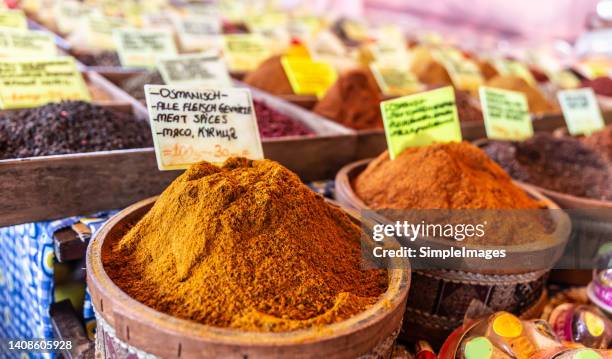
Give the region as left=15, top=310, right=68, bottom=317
left=334, top=157, right=572, bottom=255
left=87, top=196, right=410, bottom=347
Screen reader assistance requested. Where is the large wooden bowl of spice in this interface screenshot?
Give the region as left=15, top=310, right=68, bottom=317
left=87, top=195, right=410, bottom=359
left=335, top=159, right=571, bottom=274
left=334, top=143, right=571, bottom=345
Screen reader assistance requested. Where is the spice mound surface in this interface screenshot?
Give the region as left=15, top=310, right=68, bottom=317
left=581, top=124, right=612, bottom=163
left=314, top=69, right=383, bottom=130
left=243, top=55, right=293, bottom=95
left=485, top=75, right=556, bottom=114
left=354, top=142, right=541, bottom=210
left=483, top=133, right=612, bottom=201
left=105, top=158, right=388, bottom=332
left=353, top=142, right=550, bottom=245
left=0, top=101, right=152, bottom=159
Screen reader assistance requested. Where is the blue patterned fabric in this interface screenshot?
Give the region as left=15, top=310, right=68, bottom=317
left=0, top=212, right=115, bottom=359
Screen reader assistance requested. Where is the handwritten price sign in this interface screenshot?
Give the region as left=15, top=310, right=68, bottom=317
left=144, top=85, right=263, bottom=170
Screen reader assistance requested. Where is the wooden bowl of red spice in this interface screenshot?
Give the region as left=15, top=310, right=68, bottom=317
left=87, top=159, right=410, bottom=359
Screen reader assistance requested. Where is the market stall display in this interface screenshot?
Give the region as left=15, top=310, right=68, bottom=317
left=1, top=0, right=611, bottom=357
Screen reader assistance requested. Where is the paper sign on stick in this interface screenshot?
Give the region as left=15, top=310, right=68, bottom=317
left=380, top=86, right=462, bottom=159
left=144, top=85, right=264, bottom=170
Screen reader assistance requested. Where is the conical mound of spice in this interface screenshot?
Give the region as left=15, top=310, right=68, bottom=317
left=243, top=55, right=294, bottom=95
left=353, top=143, right=549, bottom=245
left=105, top=158, right=387, bottom=332
left=485, top=75, right=556, bottom=114
left=313, top=68, right=383, bottom=130
left=354, top=142, right=541, bottom=210
left=581, top=124, right=612, bottom=163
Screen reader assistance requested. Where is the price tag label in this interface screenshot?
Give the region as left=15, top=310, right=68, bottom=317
left=370, top=62, right=423, bottom=97
left=144, top=85, right=264, bottom=170
left=113, top=28, right=177, bottom=69
left=0, top=9, right=28, bottom=29
left=280, top=56, right=336, bottom=98
left=53, top=1, right=99, bottom=34
left=222, top=34, right=271, bottom=72
left=0, top=28, right=57, bottom=57
left=480, top=86, right=533, bottom=141
left=0, top=57, right=91, bottom=109
left=491, top=58, right=536, bottom=85
left=82, top=15, right=126, bottom=50
left=432, top=47, right=483, bottom=93
left=558, top=88, right=605, bottom=136
left=174, top=15, right=221, bottom=52
left=158, top=53, right=232, bottom=87
left=380, top=86, right=462, bottom=159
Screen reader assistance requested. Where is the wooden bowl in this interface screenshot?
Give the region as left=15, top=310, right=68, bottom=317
left=334, top=158, right=572, bottom=274
left=333, top=158, right=569, bottom=345
left=87, top=197, right=410, bottom=359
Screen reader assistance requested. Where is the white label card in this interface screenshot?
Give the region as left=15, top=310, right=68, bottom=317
left=558, top=88, right=605, bottom=136
left=144, top=85, right=263, bottom=170
left=157, top=53, right=232, bottom=87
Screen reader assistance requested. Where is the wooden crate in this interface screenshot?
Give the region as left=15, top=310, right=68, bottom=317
left=0, top=86, right=356, bottom=227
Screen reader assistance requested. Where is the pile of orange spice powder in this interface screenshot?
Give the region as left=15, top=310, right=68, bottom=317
left=353, top=142, right=550, bottom=246
left=103, top=158, right=387, bottom=332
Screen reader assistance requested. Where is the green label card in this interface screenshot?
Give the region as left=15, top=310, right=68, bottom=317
left=0, top=9, right=27, bottom=29
left=144, top=85, right=263, bottom=170
left=381, top=86, right=462, bottom=159
left=157, top=53, right=232, bottom=87
left=0, top=57, right=91, bottom=109
left=480, top=86, right=533, bottom=141
left=558, top=88, right=605, bottom=136
left=0, top=28, right=57, bottom=57
left=113, top=28, right=177, bottom=69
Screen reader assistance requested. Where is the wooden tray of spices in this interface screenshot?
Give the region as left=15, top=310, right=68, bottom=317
left=0, top=88, right=356, bottom=227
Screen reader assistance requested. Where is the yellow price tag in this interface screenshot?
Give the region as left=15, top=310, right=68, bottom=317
left=280, top=56, right=337, bottom=98
left=0, top=57, right=91, bottom=109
